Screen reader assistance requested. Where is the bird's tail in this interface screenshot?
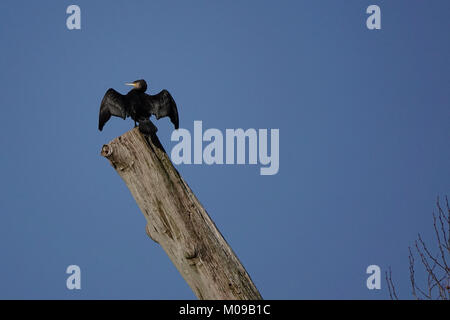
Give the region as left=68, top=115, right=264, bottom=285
left=139, top=119, right=158, bottom=136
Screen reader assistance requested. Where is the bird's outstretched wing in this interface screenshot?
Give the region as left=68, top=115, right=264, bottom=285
left=144, top=90, right=179, bottom=129
left=98, top=89, right=128, bottom=131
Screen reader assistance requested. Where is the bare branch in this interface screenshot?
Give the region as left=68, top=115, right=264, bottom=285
left=408, top=247, right=419, bottom=299
left=385, top=267, right=399, bottom=300
left=387, top=196, right=449, bottom=300
left=432, top=199, right=449, bottom=272
left=415, top=238, right=447, bottom=296
left=417, top=233, right=447, bottom=273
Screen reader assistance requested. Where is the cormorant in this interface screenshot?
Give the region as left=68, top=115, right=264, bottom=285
left=98, top=79, right=179, bottom=135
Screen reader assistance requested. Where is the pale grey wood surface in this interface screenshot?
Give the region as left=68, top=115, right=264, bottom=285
left=101, top=128, right=262, bottom=300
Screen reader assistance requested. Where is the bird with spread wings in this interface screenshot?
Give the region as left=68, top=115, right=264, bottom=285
left=98, top=79, right=179, bottom=135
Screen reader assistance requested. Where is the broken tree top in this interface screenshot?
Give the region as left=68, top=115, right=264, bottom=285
left=101, top=128, right=262, bottom=300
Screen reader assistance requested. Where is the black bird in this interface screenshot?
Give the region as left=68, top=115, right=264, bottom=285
left=98, top=79, right=179, bottom=135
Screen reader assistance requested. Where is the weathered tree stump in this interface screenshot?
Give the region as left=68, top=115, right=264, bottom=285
left=101, top=128, right=262, bottom=300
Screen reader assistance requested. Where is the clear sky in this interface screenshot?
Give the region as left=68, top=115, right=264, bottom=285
left=0, top=1, right=449, bottom=299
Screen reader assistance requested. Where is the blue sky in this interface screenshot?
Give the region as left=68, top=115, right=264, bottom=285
left=0, top=1, right=449, bottom=299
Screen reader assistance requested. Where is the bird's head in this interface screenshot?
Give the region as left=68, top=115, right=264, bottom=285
left=125, top=79, right=147, bottom=92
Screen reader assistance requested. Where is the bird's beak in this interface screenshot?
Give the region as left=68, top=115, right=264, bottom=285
left=125, top=82, right=137, bottom=87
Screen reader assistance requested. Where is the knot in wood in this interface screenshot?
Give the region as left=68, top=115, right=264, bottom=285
left=185, top=245, right=198, bottom=260
left=101, top=144, right=113, bottom=157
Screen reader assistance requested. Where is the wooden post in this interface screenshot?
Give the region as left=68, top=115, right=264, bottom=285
left=101, top=128, right=262, bottom=300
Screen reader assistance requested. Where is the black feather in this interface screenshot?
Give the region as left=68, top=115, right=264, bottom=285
left=98, top=89, right=127, bottom=131
left=98, top=80, right=179, bottom=133
left=144, top=89, right=179, bottom=129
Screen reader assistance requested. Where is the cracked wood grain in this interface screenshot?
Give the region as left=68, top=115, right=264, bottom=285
left=101, top=128, right=262, bottom=300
